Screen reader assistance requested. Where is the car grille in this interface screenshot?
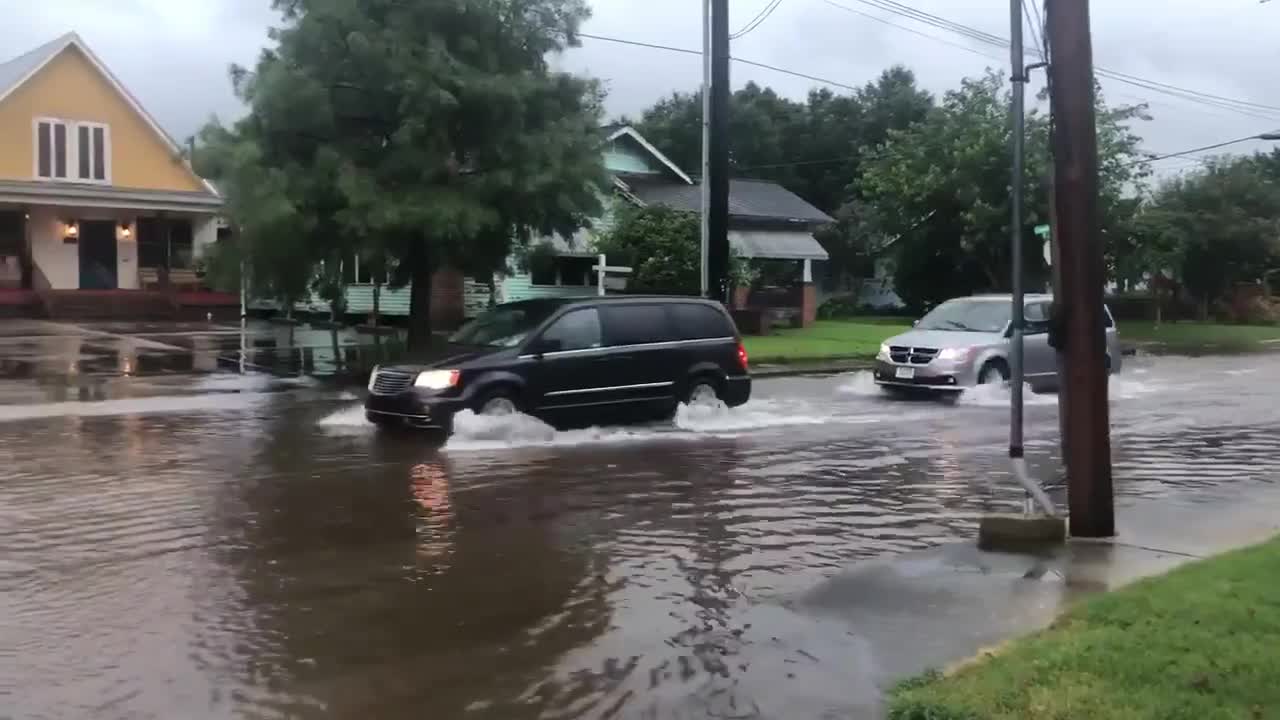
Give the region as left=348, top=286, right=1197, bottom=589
left=370, top=369, right=414, bottom=395
left=889, top=346, right=940, bottom=365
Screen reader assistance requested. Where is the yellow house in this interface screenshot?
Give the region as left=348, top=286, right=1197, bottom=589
left=0, top=32, right=222, bottom=301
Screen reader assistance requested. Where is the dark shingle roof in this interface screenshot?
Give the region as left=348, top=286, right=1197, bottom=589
left=628, top=178, right=832, bottom=224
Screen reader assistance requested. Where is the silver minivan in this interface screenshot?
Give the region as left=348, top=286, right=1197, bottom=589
left=873, top=294, right=1121, bottom=393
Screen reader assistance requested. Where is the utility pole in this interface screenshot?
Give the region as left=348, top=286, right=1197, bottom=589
left=700, top=0, right=711, bottom=297
left=707, top=0, right=731, bottom=303
left=1046, top=0, right=1114, bottom=537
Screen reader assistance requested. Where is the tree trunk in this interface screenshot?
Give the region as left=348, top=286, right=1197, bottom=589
left=371, top=281, right=381, bottom=328
left=406, top=244, right=434, bottom=352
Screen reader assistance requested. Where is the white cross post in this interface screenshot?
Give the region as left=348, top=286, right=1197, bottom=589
left=595, top=253, right=633, bottom=296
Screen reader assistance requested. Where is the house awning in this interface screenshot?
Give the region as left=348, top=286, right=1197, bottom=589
left=729, top=229, right=829, bottom=261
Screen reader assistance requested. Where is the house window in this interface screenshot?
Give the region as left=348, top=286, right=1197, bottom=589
left=76, top=123, right=109, bottom=182
left=531, top=257, right=595, bottom=287
left=36, top=119, right=69, bottom=180
left=344, top=256, right=387, bottom=285
left=35, top=119, right=109, bottom=183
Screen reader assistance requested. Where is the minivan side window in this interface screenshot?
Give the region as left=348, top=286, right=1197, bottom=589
left=536, top=308, right=602, bottom=353
left=1024, top=302, right=1051, bottom=334
left=599, top=304, right=675, bottom=347
left=667, top=303, right=734, bottom=341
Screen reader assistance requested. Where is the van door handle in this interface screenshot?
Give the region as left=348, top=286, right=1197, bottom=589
left=600, top=355, right=632, bottom=362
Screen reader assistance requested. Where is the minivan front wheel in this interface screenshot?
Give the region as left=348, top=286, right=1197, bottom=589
left=977, top=360, right=1009, bottom=386
left=475, top=390, right=520, bottom=417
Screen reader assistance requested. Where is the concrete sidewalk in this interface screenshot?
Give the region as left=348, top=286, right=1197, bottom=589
left=792, top=481, right=1280, bottom=717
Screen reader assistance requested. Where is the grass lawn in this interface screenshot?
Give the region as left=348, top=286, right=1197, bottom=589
left=888, top=534, right=1280, bottom=720
left=743, top=318, right=911, bottom=363
left=1120, top=321, right=1280, bottom=353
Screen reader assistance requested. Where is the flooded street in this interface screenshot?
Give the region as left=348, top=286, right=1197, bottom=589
left=3, top=322, right=1280, bottom=719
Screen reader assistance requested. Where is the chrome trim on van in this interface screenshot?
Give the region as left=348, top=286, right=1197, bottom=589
left=518, top=336, right=736, bottom=360
left=544, top=381, right=675, bottom=397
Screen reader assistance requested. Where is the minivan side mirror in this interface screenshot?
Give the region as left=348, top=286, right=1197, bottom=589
left=912, top=319, right=919, bottom=327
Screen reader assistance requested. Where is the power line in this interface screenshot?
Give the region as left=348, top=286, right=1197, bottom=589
left=816, top=0, right=1006, bottom=63
left=820, top=0, right=1280, bottom=121
left=1124, top=133, right=1278, bottom=167
left=732, top=0, right=785, bottom=39
left=1022, top=0, right=1045, bottom=60
left=577, top=32, right=861, bottom=91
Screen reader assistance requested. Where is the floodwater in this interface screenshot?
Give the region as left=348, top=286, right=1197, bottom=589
left=3, top=327, right=1280, bottom=718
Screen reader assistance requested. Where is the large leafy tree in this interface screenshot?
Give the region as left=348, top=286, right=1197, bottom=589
left=859, top=71, right=1147, bottom=310
left=633, top=67, right=932, bottom=215
left=1135, top=155, right=1280, bottom=314
left=201, top=0, right=609, bottom=349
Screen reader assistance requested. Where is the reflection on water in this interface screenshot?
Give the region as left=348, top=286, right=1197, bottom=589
left=2, top=354, right=1279, bottom=718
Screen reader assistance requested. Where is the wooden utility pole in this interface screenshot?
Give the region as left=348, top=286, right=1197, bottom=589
left=707, top=0, right=731, bottom=303
left=1046, top=0, right=1114, bottom=537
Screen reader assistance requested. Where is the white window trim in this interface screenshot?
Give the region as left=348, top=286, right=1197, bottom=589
left=74, top=121, right=112, bottom=185
left=32, top=117, right=111, bottom=184
left=33, top=117, right=70, bottom=181
left=346, top=256, right=389, bottom=286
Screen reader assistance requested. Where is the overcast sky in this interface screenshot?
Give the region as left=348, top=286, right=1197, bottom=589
left=5, top=0, right=1279, bottom=179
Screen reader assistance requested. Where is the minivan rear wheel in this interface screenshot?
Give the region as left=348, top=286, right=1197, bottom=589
left=684, top=378, right=722, bottom=407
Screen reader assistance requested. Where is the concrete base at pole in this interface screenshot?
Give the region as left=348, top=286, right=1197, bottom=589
left=978, top=514, right=1067, bottom=551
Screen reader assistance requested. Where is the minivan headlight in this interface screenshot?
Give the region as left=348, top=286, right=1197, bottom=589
left=367, top=366, right=380, bottom=391
left=877, top=343, right=891, bottom=361
left=414, top=369, right=460, bottom=389
left=937, top=347, right=971, bottom=362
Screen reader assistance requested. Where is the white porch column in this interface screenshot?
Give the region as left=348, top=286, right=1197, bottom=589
left=802, top=258, right=813, bottom=283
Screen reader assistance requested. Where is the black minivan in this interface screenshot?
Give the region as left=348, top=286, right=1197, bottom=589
left=364, top=295, right=751, bottom=432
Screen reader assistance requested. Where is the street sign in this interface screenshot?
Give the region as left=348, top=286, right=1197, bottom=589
left=1035, top=225, right=1052, bottom=266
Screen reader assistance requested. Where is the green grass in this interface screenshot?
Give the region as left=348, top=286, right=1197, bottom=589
left=742, top=318, right=910, bottom=363
left=1120, top=321, right=1280, bottom=353
left=888, top=534, right=1280, bottom=720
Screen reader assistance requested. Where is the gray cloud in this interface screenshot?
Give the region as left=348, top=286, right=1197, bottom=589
left=6, top=0, right=1278, bottom=177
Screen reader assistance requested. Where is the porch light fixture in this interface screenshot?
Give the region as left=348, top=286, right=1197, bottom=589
left=119, top=223, right=133, bottom=241
left=63, top=220, right=79, bottom=242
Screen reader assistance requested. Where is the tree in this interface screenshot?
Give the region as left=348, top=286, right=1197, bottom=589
left=201, top=0, right=609, bottom=349
left=1135, top=155, right=1280, bottom=316
left=632, top=68, right=932, bottom=216
left=595, top=202, right=751, bottom=294
left=858, top=71, right=1147, bottom=310
left=596, top=204, right=702, bottom=293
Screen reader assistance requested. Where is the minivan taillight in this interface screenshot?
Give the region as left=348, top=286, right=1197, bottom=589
left=737, top=341, right=749, bottom=371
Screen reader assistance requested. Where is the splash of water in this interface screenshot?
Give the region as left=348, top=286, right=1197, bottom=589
left=317, top=403, right=371, bottom=431
left=445, top=410, right=661, bottom=451
left=673, top=398, right=832, bottom=432
left=835, top=371, right=881, bottom=397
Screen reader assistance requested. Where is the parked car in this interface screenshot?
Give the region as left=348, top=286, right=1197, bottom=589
left=873, top=294, right=1121, bottom=393
left=365, top=296, right=751, bottom=432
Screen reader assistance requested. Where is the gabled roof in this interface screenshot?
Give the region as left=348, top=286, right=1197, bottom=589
left=606, top=126, right=694, bottom=185
left=627, top=177, right=833, bottom=225
left=0, top=32, right=219, bottom=198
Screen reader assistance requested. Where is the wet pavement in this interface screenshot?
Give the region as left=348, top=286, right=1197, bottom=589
left=2, top=320, right=1280, bottom=719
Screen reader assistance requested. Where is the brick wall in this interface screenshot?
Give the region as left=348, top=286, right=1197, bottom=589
left=801, top=283, right=817, bottom=327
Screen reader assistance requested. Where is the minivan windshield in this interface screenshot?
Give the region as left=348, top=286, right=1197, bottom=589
left=449, top=301, right=563, bottom=347
left=916, top=299, right=1011, bottom=333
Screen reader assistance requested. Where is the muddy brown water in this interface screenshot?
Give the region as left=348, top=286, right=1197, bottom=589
left=3, top=355, right=1279, bottom=719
